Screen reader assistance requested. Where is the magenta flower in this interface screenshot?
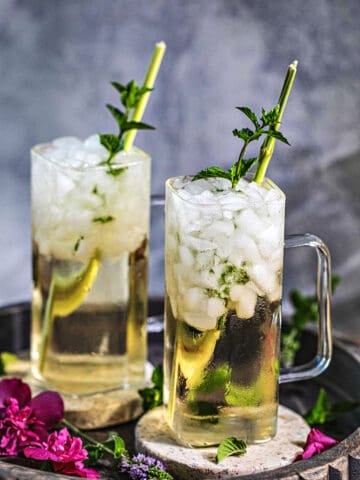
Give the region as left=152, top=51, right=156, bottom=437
left=24, top=427, right=99, bottom=479
left=295, top=428, right=339, bottom=461
left=0, top=378, right=64, bottom=456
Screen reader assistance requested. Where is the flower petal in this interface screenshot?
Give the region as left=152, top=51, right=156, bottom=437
left=31, top=391, right=64, bottom=429
left=24, top=445, right=51, bottom=461
left=53, top=462, right=100, bottom=479
left=295, top=428, right=339, bottom=461
left=0, top=378, right=31, bottom=408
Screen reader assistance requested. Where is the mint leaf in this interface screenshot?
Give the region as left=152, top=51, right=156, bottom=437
left=148, top=467, right=173, bottom=479
left=74, top=235, right=84, bottom=252
left=236, top=106, right=260, bottom=129
left=237, top=157, right=258, bottom=178
left=122, top=120, right=155, bottom=132
left=100, top=79, right=155, bottom=166
left=193, top=101, right=288, bottom=187
left=99, top=133, right=121, bottom=154
left=105, top=432, right=126, bottom=459
left=193, top=166, right=231, bottom=182
left=264, top=129, right=290, bottom=145
left=92, top=216, right=115, bottom=224
left=304, top=388, right=360, bottom=426
left=216, top=437, right=247, bottom=463
left=0, top=352, right=17, bottom=374
left=151, top=363, right=164, bottom=389
left=232, top=127, right=254, bottom=141
left=304, top=388, right=332, bottom=425
left=138, top=364, right=164, bottom=412
left=106, top=104, right=126, bottom=131
left=281, top=275, right=340, bottom=368
left=261, top=104, right=280, bottom=126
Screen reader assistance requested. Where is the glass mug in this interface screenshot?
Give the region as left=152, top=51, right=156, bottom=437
left=163, top=175, right=331, bottom=447
left=31, top=141, right=151, bottom=395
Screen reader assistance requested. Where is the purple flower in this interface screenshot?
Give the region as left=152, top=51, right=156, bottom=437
left=120, top=452, right=168, bottom=480
left=295, top=428, right=339, bottom=461
left=24, top=427, right=99, bottom=479
left=0, top=378, right=64, bottom=456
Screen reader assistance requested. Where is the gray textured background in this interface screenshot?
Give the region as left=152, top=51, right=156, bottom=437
left=1, top=0, right=359, bottom=341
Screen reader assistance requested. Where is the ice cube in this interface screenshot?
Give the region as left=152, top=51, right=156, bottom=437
left=231, top=232, right=261, bottom=264
left=84, top=134, right=102, bottom=150
left=182, top=311, right=217, bottom=331
left=249, top=262, right=280, bottom=302
left=207, top=297, right=227, bottom=318
left=52, top=136, right=83, bottom=149
left=256, top=224, right=282, bottom=258
left=183, top=287, right=205, bottom=311
left=202, top=220, right=235, bottom=240
left=235, top=208, right=270, bottom=236
left=229, top=284, right=257, bottom=319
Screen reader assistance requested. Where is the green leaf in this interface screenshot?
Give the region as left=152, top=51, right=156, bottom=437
left=304, top=388, right=360, bottom=426
left=84, top=444, right=103, bottom=465
left=332, top=275, right=341, bottom=292
left=151, top=364, right=164, bottom=388
left=239, top=157, right=258, bottom=177
left=107, top=432, right=126, bottom=459
left=216, top=437, right=247, bottom=463
left=122, top=120, right=155, bottom=132
left=106, top=104, right=126, bottom=130
left=192, top=166, right=231, bottom=182
left=304, top=388, right=332, bottom=425
left=148, top=466, right=174, bottom=479
left=99, top=134, right=121, bottom=154
left=0, top=352, right=17, bottom=374
left=92, top=216, right=115, bottom=224
left=263, top=130, right=290, bottom=145
left=138, top=364, right=164, bottom=412
left=111, top=81, right=126, bottom=94
left=236, top=106, right=260, bottom=129
left=73, top=235, right=84, bottom=252
left=261, top=104, right=280, bottom=126
left=232, top=127, right=254, bottom=141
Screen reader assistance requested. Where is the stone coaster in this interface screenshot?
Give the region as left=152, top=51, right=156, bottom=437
left=135, top=405, right=310, bottom=479
left=5, top=359, right=153, bottom=430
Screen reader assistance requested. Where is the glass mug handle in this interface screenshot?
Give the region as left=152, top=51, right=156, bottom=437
left=280, top=233, right=332, bottom=384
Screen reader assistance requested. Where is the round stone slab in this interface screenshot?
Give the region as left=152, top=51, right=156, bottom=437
left=135, top=405, right=310, bottom=479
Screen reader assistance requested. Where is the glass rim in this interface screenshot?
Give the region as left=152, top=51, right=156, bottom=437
left=31, top=143, right=151, bottom=173
left=165, top=175, right=285, bottom=206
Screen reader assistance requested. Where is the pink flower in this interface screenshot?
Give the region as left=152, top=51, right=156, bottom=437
left=24, top=428, right=99, bottom=479
left=0, top=378, right=64, bottom=456
left=295, top=428, right=339, bottom=461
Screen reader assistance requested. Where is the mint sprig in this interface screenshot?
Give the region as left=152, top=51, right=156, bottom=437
left=193, top=60, right=298, bottom=188
left=304, top=388, right=360, bottom=427
left=216, top=437, right=247, bottom=463
left=281, top=275, right=340, bottom=367
left=193, top=104, right=290, bottom=188
left=99, top=80, right=155, bottom=175
left=138, top=364, right=164, bottom=412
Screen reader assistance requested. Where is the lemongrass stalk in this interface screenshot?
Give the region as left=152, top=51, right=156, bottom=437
left=253, top=60, right=298, bottom=184
left=123, top=41, right=166, bottom=151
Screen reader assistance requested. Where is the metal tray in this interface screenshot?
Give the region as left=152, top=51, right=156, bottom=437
left=0, top=302, right=359, bottom=480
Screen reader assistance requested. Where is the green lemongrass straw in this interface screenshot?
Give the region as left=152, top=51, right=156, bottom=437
left=123, top=41, right=167, bottom=151
left=253, top=60, right=298, bottom=184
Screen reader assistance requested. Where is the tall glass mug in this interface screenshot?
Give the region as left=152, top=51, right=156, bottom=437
left=31, top=137, right=151, bottom=395
left=164, top=175, right=332, bottom=447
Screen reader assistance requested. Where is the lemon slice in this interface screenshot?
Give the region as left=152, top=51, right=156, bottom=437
left=38, top=252, right=100, bottom=373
